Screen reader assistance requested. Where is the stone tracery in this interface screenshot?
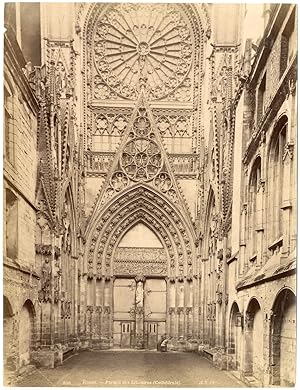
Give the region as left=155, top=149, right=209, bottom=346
left=92, top=3, right=193, bottom=100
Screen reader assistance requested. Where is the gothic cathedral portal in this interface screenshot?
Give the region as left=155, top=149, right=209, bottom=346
left=82, top=3, right=202, bottom=350
left=112, top=224, right=168, bottom=349
left=84, top=95, right=198, bottom=349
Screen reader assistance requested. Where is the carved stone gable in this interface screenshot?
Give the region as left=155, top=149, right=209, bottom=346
left=87, top=92, right=195, bottom=230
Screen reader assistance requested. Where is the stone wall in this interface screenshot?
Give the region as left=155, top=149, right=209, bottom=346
left=3, top=26, right=40, bottom=384
left=3, top=4, right=297, bottom=389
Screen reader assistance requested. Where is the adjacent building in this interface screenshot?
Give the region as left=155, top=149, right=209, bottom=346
left=3, top=3, right=297, bottom=387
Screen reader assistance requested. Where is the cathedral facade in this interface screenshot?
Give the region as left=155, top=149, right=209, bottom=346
left=3, top=3, right=296, bottom=387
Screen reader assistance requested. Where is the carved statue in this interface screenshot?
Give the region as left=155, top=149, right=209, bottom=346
left=41, top=257, right=52, bottom=302
left=135, top=281, right=144, bottom=307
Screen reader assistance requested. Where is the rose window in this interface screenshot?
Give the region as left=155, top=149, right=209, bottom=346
left=93, top=3, right=193, bottom=100
left=121, top=138, right=162, bottom=181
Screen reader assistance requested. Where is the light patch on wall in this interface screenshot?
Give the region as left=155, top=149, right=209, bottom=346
left=178, top=179, right=197, bottom=220
left=118, top=223, right=163, bottom=248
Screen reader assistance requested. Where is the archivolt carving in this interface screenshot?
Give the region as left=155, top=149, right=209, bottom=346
left=85, top=185, right=195, bottom=278
left=92, top=3, right=193, bottom=100
left=102, top=207, right=178, bottom=276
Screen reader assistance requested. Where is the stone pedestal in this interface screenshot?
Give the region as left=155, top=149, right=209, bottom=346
left=31, top=347, right=63, bottom=368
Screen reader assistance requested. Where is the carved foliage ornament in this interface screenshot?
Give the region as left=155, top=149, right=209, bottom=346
left=93, top=3, right=193, bottom=100
left=114, top=247, right=167, bottom=276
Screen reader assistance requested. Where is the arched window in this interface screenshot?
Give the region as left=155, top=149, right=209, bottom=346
left=248, top=157, right=261, bottom=262
left=268, top=117, right=287, bottom=247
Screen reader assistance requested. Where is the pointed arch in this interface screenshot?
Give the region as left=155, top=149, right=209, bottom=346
left=228, top=301, right=241, bottom=370
left=269, top=288, right=296, bottom=386
left=85, top=183, right=195, bottom=279
left=117, top=221, right=164, bottom=248
left=244, top=297, right=264, bottom=382
left=3, top=295, right=14, bottom=318
left=203, top=186, right=217, bottom=256
left=266, top=114, right=288, bottom=245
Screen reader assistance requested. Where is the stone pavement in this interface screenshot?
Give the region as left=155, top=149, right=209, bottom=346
left=16, top=350, right=245, bottom=387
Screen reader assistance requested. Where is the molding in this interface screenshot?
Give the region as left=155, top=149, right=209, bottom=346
left=268, top=236, right=283, bottom=252
left=236, top=259, right=296, bottom=291
left=4, top=29, right=39, bottom=113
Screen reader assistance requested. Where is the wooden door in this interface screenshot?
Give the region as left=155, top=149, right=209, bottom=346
left=120, top=321, right=132, bottom=348
left=147, top=322, right=158, bottom=350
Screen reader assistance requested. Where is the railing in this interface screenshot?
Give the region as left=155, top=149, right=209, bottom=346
left=85, top=151, right=199, bottom=177
left=85, top=151, right=114, bottom=176
left=169, top=153, right=199, bottom=176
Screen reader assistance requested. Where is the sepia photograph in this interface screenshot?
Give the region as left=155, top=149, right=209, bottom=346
left=2, top=1, right=297, bottom=388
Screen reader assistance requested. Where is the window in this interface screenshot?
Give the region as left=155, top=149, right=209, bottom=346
left=268, top=117, right=287, bottom=244
left=280, top=9, right=296, bottom=77
left=122, top=323, right=130, bottom=333
left=248, top=157, right=262, bottom=260
left=257, top=74, right=266, bottom=123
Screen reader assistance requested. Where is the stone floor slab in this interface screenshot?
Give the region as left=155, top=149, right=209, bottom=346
left=16, top=351, right=245, bottom=388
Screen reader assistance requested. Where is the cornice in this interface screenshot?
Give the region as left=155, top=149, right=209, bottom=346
left=4, top=30, right=39, bottom=114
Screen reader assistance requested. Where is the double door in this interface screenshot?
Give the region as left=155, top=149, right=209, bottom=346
left=146, top=322, right=158, bottom=350
left=114, top=278, right=166, bottom=349
left=120, top=321, right=159, bottom=349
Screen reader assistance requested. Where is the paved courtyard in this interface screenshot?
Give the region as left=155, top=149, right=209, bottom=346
left=16, top=350, right=244, bottom=387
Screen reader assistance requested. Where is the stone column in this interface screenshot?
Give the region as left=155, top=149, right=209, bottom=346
left=201, top=258, right=208, bottom=344
left=109, top=277, right=115, bottom=342
left=186, top=278, right=193, bottom=338
left=71, top=255, right=78, bottom=338
left=183, top=279, right=188, bottom=338
left=99, top=278, right=105, bottom=342
left=49, top=232, right=56, bottom=346
left=102, top=276, right=113, bottom=347
left=193, top=276, right=199, bottom=339
left=95, top=278, right=102, bottom=339
left=165, top=277, right=170, bottom=336
left=91, top=276, right=97, bottom=340
left=135, top=278, right=144, bottom=349
left=177, top=281, right=184, bottom=337
left=174, top=279, right=179, bottom=338
left=168, top=277, right=176, bottom=337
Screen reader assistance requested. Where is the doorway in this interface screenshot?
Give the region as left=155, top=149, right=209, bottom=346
left=146, top=322, right=158, bottom=349
left=120, top=321, right=134, bottom=348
